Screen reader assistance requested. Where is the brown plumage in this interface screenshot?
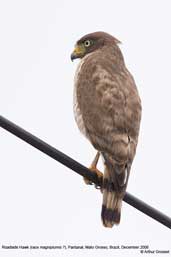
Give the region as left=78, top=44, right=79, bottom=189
left=71, top=31, right=142, bottom=227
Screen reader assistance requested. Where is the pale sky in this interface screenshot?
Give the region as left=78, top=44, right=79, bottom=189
left=0, top=1, right=171, bottom=256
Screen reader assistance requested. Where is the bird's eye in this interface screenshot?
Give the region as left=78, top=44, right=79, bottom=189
left=84, top=40, right=91, bottom=47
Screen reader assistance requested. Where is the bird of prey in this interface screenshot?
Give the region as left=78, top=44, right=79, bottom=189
left=71, top=32, right=142, bottom=228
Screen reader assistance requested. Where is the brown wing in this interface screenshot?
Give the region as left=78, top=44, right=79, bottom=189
left=77, top=53, right=141, bottom=166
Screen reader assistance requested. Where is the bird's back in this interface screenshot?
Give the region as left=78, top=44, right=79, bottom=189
left=74, top=46, right=141, bottom=158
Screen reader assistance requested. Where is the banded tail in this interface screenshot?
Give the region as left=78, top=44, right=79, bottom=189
left=101, top=162, right=130, bottom=228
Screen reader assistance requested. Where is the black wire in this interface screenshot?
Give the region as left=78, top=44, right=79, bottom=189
left=0, top=115, right=171, bottom=229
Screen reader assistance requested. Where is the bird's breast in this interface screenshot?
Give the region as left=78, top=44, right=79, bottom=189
left=73, top=56, right=88, bottom=137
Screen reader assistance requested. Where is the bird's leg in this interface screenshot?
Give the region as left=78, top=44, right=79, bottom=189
left=84, top=151, right=103, bottom=188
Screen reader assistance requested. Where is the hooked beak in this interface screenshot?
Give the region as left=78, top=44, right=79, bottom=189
left=71, top=44, right=85, bottom=61
left=71, top=52, right=78, bottom=61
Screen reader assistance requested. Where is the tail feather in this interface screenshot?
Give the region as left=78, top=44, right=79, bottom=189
left=101, top=163, right=130, bottom=228
left=101, top=189, right=122, bottom=227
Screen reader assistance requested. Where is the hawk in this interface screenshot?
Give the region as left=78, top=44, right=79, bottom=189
left=71, top=32, right=142, bottom=228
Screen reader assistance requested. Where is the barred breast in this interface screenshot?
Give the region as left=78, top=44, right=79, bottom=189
left=73, top=57, right=87, bottom=137
left=73, top=52, right=102, bottom=139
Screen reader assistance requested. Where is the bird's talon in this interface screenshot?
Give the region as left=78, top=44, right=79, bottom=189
left=83, top=177, right=93, bottom=185
left=95, top=185, right=101, bottom=189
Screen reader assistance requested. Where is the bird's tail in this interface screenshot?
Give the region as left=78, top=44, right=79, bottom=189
left=101, top=163, right=130, bottom=228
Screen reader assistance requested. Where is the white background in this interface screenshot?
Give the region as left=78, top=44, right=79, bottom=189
left=0, top=0, right=171, bottom=256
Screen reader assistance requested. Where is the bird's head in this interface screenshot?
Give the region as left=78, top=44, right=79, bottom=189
left=71, top=31, right=121, bottom=61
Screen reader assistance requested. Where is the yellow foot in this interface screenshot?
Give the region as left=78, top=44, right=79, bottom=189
left=83, top=165, right=103, bottom=191
left=83, top=177, right=93, bottom=185
left=83, top=152, right=103, bottom=190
